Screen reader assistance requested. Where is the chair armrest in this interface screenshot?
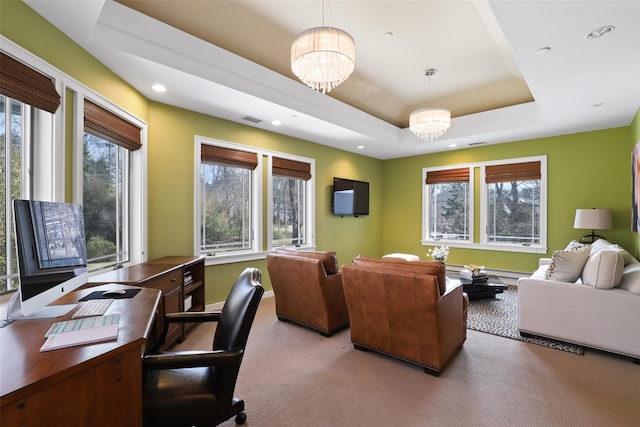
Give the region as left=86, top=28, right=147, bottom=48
left=165, top=311, right=222, bottom=323
left=142, top=349, right=243, bottom=370
left=539, top=258, right=552, bottom=267
left=146, top=311, right=223, bottom=354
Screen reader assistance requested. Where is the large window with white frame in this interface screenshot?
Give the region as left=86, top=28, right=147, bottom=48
left=0, top=47, right=62, bottom=293
left=484, top=160, right=542, bottom=246
left=423, top=156, right=547, bottom=254
left=80, top=98, right=144, bottom=272
left=0, top=41, right=147, bottom=294
left=195, top=137, right=315, bottom=263
left=423, top=167, right=472, bottom=242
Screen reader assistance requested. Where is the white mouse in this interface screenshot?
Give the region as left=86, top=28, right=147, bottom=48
left=102, top=289, right=127, bottom=296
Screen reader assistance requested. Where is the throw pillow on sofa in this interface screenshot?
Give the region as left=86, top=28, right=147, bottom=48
left=581, top=250, right=624, bottom=289
left=620, top=263, right=640, bottom=294
left=590, top=239, right=637, bottom=266
left=545, top=246, right=590, bottom=282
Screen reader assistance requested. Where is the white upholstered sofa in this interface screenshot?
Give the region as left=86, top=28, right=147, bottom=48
left=517, top=239, right=640, bottom=361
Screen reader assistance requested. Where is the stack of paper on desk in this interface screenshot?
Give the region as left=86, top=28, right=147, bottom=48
left=40, top=314, right=120, bottom=352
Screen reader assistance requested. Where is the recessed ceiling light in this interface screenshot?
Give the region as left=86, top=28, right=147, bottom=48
left=384, top=32, right=394, bottom=37
left=357, top=145, right=365, bottom=149
left=587, top=25, right=615, bottom=39
left=536, top=47, right=551, bottom=55
left=152, top=84, right=166, bottom=92
left=589, top=103, right=604, bottom=108
left=271, top=120, right=282, bottom=126
left=449, top=144, right=457, bottom=148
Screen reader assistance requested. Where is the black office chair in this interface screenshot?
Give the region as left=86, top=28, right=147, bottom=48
left=142, top=267, right=264, bottom=427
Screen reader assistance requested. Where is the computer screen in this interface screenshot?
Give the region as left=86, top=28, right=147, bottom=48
left=10, top=199, right=88, bottom=319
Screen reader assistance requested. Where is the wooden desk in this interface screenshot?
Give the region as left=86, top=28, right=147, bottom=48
left=0, top=284, right=161, bottom=427
left=89, top=256, right=205, bottom=351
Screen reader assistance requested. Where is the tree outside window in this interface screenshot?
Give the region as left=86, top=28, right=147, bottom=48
left=272, top=176, right=305, bottom=247
left=487, top=180, right=540, bottom=245
left=200, top=163, right=253, bottom=254
left=82, top=134, right=128, bottom=270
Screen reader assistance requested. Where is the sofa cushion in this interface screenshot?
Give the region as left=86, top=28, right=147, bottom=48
left=581, top=250, right=624, bottom=289
left=590, top=239, right=637, bottom=266
left=619, top=263, right=640, bottom=295
left=352, top=255, right=446, bottom=295
left=276, top=248, right=339, bottom=275
left=382, top=253, right=420, bottom=262
left=564, top=240, right=590, bottom=251
left=544, top=247, right=590, bottom=282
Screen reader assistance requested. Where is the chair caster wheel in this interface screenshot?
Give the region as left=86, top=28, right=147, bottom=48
left=235, top=412, right=247, bottom=424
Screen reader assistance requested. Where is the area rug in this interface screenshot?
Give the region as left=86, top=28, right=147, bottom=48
left=466, top=287, right=584, bottom=355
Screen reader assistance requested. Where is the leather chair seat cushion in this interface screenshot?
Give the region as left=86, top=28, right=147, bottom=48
left=143, top=366, right=217, bottom=426
left=276, top=248, right=339, bottom=274
left=352, top=255, right=446, bottom=295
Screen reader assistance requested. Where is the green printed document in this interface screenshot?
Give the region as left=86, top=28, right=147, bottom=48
left=40, top=314, right=120, bottom=352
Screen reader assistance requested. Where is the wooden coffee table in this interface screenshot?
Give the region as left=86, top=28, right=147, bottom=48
left=451, top=275, right=508, bottom=301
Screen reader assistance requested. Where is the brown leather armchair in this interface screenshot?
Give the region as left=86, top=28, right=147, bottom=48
left=141, top=268, right=264, bottom=426
left=266, top=248, right=349, bottom=336
left=342, top=256, right=468, bottom=376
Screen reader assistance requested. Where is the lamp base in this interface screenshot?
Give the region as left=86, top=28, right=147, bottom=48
left=579, top=231, right=607, bottom=244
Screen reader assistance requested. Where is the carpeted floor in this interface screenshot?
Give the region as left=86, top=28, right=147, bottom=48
left=172, top=296, right=640, bottom=427
left=466, top=287, right=584, bottom=354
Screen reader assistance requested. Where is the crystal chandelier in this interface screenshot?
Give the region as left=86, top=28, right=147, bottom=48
left=409, top=69, right=451, bottom=142
left=291, top=3, right=355, bottom=93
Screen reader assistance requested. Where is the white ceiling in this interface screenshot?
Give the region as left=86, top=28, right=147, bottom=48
left=23, top=0, right=640, bottom=160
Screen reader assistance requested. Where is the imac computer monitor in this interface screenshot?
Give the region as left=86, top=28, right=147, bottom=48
left=8, top=199, right=88, bottom=321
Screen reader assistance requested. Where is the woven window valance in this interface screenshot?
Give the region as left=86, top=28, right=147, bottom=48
left=272, top=157, right=311, bottom=180
left=485, top=161, right=541, bottom=183
left=84, top=99, right=141, bottom=150
left=201, top=145, right=258, bottom=170
left=0, top=51, right=61, bottom=113
left=425, top=168, right=469, bottom=184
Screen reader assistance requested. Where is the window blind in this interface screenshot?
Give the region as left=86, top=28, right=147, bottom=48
left=200, top=145, right=258, bottom=170
left=425, top=167, right=469, bottom=184
left=0, top=51, right=61, bottom=113
left=485, top=161, right=541, bottom=183
left=272, top=157, right=311, bottom=180
left=84, top=99, right=141, bottom=150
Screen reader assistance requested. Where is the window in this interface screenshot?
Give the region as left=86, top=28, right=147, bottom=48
left=196, top=137, right=315, bottom=263
left=422, top=156, right=546, bottom=254
left=423, top=167, right=471, bottom=242
left=82, top=99, right=141, bottom=272
left=0, top=96, right=27, bottom=292
left=199, top=144, right=258, bottom=254
left=0, top=43, right=147, bottom=291
left=272, top=157, right=311, bottom=248
left=0, top=50, right=62, bottom=292
left=484, top=161, right=542, bottom=246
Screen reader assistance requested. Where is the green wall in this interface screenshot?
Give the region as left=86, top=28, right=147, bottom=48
left=383, top=127, right=632, bottom=273
left=147, top=102, right=383, bottom=302
left=3, top=0, right=638, bottom=303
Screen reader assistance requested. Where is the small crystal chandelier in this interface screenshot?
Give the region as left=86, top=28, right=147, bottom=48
left=291, top=2, right=355, bottom=93
left=409, top=69, right=451, bottom=142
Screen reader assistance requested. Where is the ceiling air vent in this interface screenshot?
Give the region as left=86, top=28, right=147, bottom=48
left=242, top=116, right=262, bottom=124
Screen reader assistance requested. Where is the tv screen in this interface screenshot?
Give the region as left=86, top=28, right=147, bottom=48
left=10, top=199, right=88, bottom=320
left=332, top=177, right=369, bottom=216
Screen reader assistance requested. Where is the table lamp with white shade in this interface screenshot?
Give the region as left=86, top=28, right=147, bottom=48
left=573, top=208, right=613, bottom=244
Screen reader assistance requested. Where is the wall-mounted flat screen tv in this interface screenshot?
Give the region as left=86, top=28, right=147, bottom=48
left=332, top=177, right=369, bottom=216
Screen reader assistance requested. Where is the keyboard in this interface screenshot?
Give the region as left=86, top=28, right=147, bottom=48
left=72, top=299, right=114, bottom=319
